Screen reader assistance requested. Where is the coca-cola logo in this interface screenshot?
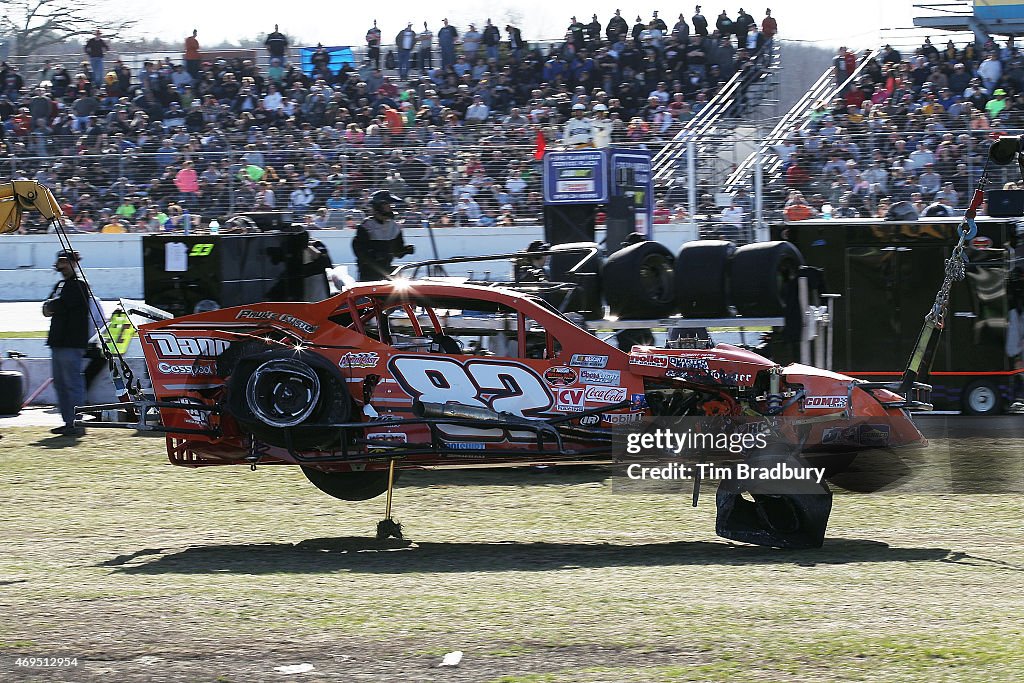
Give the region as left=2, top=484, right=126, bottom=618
left=584, top=386, right=628, bottom=403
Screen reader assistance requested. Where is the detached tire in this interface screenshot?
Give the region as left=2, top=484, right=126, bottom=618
left=961, top=379, right=1003, bottom=416
left=0, top=371, right=24, bottom=415
left=301, top=467, right=397, bottom=501
left=226, top=350, right=352, bottom=450
left=674, top=240, right=737, bottom=317
left=548, top=242, right=604, bottom=319
left=729, top=241, right=804, bottom=316
left=603, top=241, right=676, bottom=319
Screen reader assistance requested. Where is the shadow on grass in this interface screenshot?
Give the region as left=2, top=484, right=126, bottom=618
left=29, top=434, right=85, bottom=449
left=105, top=537, right=958, bottom=575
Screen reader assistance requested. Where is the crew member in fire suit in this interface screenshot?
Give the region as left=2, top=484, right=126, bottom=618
left=562, top=103, right=594, bottom=147
left=353, top=189, right=415, bottom=281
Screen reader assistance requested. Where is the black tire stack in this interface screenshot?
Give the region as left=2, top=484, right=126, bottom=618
left=531, top=238, right=805, bottom=331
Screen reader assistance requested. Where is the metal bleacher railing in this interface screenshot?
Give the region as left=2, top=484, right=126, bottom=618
left=724, top=46, right=880, bottom=198
left=651, top=39, right=783, bottom=193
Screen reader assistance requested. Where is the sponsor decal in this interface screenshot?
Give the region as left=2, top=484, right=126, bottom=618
left=555, top=387, right=586, bottom=412
left=630, top=393, right=649, bottom=410
left=578, top=414, right=602, bottom=427
left=174, top=397, right=210, bottom=426
left=804, top=395, right=849, bottom=409
left=603, top=412, right=645, bottom=425
left=578, top=368, right=620, bottom=385
left=629, top=353, right=669, bottom=368
left=569, top=353, right=608, bottom=369
left=668, top=356, right=710, bottom=371
left=971, top=236, right=993, bottom=249
left=443, top=441, right=486, bottom=450
left=147, top=332, right=230, bottom=358
left=339, top=351, right=380, bottom=369
left=543, top=366, right=579, bottom=386
left=584, top=386, right=628, bottom=404
left=236, top=309, right=319, bottom=334
left=822, top=423, right=891, bottom=447
left=157, top=361, right=215, bottom=376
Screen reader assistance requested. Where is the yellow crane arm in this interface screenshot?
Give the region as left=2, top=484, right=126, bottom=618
left=0, top=180, right=67, bottom=234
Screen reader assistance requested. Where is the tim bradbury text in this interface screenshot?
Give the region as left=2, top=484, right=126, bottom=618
left=625, top=462, right=828, bottom=484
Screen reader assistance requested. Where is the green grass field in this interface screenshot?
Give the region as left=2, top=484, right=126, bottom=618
left=1, top=427, right=1022, bottom=682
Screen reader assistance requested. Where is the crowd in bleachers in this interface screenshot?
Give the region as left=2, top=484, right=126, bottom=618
left=779, top=36, right=1023, bottom=221
left=0, top=8, right=777, bottom=232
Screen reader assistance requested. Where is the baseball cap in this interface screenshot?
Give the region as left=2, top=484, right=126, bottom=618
left=593, top=103, right=608, bottom=111
left=55, top=249, right=81, bottom=262
left=572, top=103, right=586, bottom=110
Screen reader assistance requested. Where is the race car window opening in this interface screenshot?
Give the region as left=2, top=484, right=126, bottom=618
left=522, top=314, right=564, bottom=361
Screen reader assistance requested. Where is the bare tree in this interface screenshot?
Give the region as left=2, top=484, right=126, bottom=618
left=0, top=0, right=135, bottom=59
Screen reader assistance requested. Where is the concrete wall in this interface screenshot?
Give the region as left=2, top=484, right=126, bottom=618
left=0, top=224, right=699, bottom=301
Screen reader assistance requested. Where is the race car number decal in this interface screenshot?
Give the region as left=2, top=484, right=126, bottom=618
left=388, top=356, right=553, bottom=440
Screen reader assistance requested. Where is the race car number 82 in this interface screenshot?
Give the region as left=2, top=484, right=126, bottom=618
left=389, top=357, right=553, bottom=441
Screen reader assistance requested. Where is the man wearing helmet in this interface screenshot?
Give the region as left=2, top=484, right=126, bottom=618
left=591, top=103, right=612, bottom=148
left=562, top=103, right=594, bottom=148
left=353, top=190, right=415, bottom=281
left=42, top=249, right=93, bottom=437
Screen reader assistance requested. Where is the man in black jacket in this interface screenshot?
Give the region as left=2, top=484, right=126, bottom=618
left=353, top=190, right=415, bottom=281
left=42, top=250, right=92, bottom=437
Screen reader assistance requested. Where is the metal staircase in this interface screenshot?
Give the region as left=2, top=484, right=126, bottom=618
left=651, top=40, right=784, bottom=199
left=724, top=47, right=879, bottom=195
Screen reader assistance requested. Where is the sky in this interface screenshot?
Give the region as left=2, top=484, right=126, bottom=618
left=125, top=0, right=926, bottom=50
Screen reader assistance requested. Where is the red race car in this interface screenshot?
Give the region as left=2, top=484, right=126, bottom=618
left=94, top=280, right=928, bottom=548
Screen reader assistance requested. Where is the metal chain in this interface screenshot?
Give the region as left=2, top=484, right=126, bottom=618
left=926, top=168, right=991, bottom=330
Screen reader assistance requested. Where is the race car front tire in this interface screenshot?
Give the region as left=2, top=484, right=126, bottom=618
left=300, top=466, right=398, bottom=501
left=225, top=349, right=352, bottom=450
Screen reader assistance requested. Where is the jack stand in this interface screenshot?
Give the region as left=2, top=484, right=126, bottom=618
left=375, top=459, right=403, bottom=540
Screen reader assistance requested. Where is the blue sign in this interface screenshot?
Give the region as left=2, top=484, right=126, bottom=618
left=543, top=151, right=608, bottom=204
left=609, top=149, right=654, bottom=237
left=300, top=46, right=356, bottom=76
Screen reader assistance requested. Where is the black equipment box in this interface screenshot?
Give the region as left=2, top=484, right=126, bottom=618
left=142, top=232, right=310, bottom=317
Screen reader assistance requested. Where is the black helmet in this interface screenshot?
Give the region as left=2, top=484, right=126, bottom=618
left=526, top=239, right=550, bottom=253
left=370, top=189, right=403, bottom=206
left=55, top=249, right=81, bottom=262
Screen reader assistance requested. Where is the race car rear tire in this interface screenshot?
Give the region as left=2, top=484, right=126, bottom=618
left=603, top=241, right=676, bottom=319
left=729, top=241, right=804, bottom=316
left=226, top=349, right=352, bottom=450
left=674, top=240, right=736, bottom=317
left=961, top=379, right=1003, bottom=416
left=300, top=467, right=399, bottom=501
left=548, top=242, right=604, bottom=319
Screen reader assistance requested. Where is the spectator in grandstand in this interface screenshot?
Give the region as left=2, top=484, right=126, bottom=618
left=783, top=192, right=817, bottom=221
left=761, top=9, right=777, bottom=38
left=265, top=25, right=289, bottom=62
left=462, top=23, right=482, bottom=62
left=396, top=23, right=417, bottom=81
left=184, top=30, right=201, bottom=78
left=438, top=19, right=458, bottom=70
left=84, top=30, right=109, bottom=83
